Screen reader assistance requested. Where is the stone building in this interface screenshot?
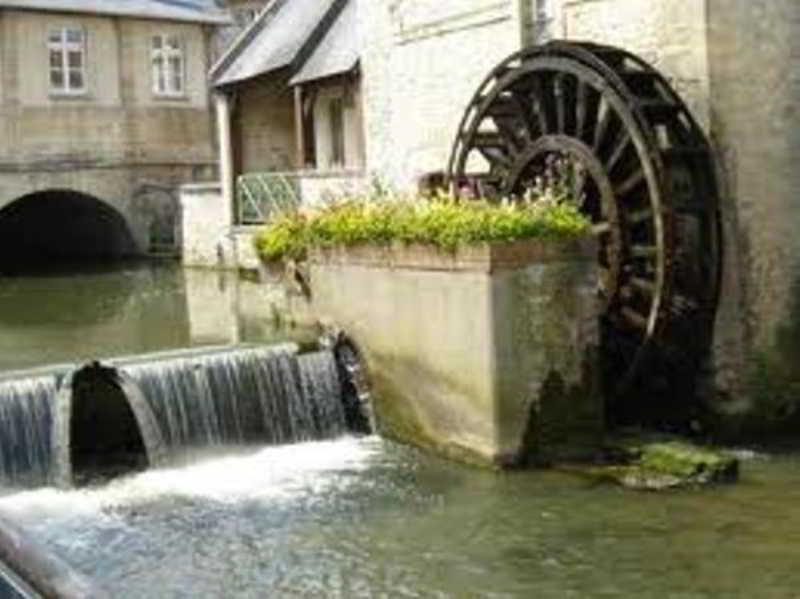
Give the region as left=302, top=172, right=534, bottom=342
left=183, top=0, right=365, bottom=268
left=0, top=0, right=227, bottom=270
left=184, top=0, right=799, bottom=427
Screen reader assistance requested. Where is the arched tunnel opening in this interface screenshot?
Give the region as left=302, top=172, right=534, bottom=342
left=70, top=365, right=148, bottom=485
left=0, top=190, right=136, bottom=275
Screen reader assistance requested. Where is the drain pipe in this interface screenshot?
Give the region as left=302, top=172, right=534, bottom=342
left=0, top=513, right=108, bottom=598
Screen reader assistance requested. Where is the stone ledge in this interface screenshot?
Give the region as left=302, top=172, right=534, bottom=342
left=180, top=181, right=222, bottom=192
left=309, top=237, right=596, bottom=273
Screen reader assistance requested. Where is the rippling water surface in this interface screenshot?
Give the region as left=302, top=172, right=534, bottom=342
left=1, top=437, right=799, bottom=598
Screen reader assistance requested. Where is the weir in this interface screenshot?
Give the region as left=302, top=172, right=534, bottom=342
left=0, top=343, right=365, bottom=489
left=0, top=374, right=59, bottom=487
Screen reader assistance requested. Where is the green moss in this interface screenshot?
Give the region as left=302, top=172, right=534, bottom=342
left=253, top=194, right=590, bottom=263
left=593, top=436, right=740, bottom=490
left=636, top=441, right=735, bottom=479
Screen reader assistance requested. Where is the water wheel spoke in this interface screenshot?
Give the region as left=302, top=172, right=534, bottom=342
left=486, top=96, right=522, bottom=120
left=592, top=97, right=613, bottom=153
left=476, top=147, right=513, bottom=172
left=622, top=71, right=660, bottom=97
left=509, top=92, right=539, bottom=142
left=620, top=306, right=649, bottom=330
left=615, top=169, right=645, bottom=198
left=606, top=129, right=630, bottom=172
left=575, top=79, right=589, bottom=139
left=592, top=221, right=612, bottom=235
left=630, top=244, right=658, bottom=258
left=554, top=73, right=567, bottom=134
left=638, top=99, right=681, bottom=123
left=576, top=81, right=602, bottom=145
left=629, top=276, right=656, bottom=295
left=531, top=76, right=555, bottom=135
left=626, top=208, right=654, bottom=225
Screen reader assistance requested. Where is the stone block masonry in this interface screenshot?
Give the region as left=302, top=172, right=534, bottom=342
left=308, top=238, right=603, bottom=466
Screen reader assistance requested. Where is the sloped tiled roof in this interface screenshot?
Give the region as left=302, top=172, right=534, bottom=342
left=0, top=0, right=229, bottom=24
left=290, top=0, right=358, bottom=85
left=211, top=0, right=349, bottom=88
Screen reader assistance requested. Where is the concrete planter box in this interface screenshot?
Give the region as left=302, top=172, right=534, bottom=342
left=308, top=237, right=603, bottom=467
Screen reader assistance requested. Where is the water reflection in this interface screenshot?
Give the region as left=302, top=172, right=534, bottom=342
left=0, top=261, right=312, bottom=372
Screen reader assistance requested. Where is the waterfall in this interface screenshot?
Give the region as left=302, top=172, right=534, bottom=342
left=297, top=350, right=347, bottom=439
left=0, top=343, right=360, bottom=487
left=0, top=375, right=57, bottom=486
left=119, top=345, right=351, bottom=461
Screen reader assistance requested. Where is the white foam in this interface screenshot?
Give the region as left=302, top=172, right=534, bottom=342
left=0, top=436, right=382, bottom=525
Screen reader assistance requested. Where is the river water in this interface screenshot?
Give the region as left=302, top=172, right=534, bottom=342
left=0, top=261, right=309, bottom=372
left=1, top=438, right=799, bottom=598
left=0, top=264, right=799, bottom=597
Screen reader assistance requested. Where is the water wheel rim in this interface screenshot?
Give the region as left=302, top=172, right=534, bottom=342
left=447, top=41, right=721, bottom=397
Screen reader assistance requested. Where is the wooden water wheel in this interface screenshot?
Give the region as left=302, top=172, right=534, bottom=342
left=447, top=41, right=722, bottom=405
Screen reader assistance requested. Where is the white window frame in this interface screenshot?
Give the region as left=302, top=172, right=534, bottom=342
left=48, top=27, right=87, bottom=96
left=151, top=34, right=186, bottom=98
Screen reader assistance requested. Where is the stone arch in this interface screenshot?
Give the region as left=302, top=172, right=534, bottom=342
left=52, top=363, right=166, bottom=487
left=0, top=189, right=137, bottom=273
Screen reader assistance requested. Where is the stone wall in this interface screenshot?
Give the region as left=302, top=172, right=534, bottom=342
left=705, top=0, right=800, bottom=428
left=180, top=182, right=231, bottom=268
left=359, top=0, right=524, bottom=189
left=297, top=171, right=369, bottom=206
left=308, top=239, right=602, bottom=466
left=232, top=75, right=297, bottom=173
left=180, top=182, right=262, bottom=271
left=0, top=165, right=204, bottom=254
left=559, top=0, right=711, bottom=129
left=358, top=0, right=710, bottom=187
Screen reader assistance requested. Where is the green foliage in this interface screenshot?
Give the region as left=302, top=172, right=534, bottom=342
left=254, top=194, right=590, bottom=263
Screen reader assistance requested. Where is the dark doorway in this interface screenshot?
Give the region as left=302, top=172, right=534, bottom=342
left=0, top=190, right=136, bottom=274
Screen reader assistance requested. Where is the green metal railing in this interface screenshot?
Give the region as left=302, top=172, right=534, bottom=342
left=236, top=172, right=301, bottom=224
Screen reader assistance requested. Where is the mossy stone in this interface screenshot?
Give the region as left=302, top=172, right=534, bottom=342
left=569, top=435, right=739, bottom=491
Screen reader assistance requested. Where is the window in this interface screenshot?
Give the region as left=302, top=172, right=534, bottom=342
left=48, top=27, right=86, bottom=94
left=151, top=34, right=185, bottom=97
left=329, top=98, right=345, bottom=167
